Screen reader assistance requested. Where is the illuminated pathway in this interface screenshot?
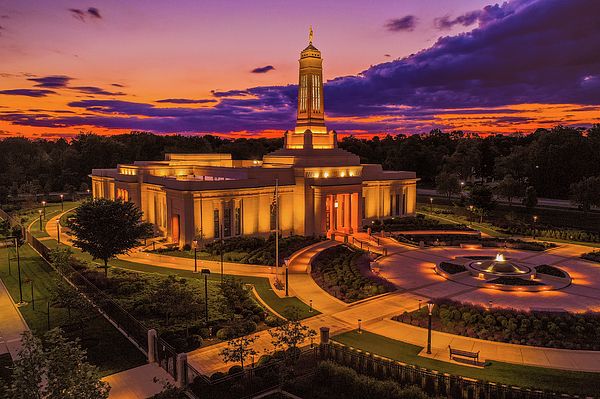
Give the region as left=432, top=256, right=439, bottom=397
left=44, top=211, right=600, bottom=375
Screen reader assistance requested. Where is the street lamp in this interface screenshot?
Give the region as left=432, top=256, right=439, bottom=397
left=532, top=215, right=538, bottom=240
left=426, top=302, right=434, bottom=354
left=192, top=239, right=198, bottom=273
left=284, top=257, right=290, bottom=297
left=201, top=268, right=211, bottom=323
left=220, top=223, right=224, bottom=283
left=57, top=222, right=60, bottom=244
left=8, top=236, right=24, bottom=304
left=41, top=200, right=46, bottom=219
left=429, top=197, right=433, bottom=212
left=60, top=194, right=64, bottom=211
left=358, top=319, right=362, bottom=334
left=309, top=299, right=313, bottom=313
left=38, top=209, right=43, bottom=231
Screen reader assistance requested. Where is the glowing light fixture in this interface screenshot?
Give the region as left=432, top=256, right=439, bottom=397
left=334, top=200, right=339, bottom=208
left=495, top=253, right=505, bottom=262
left=324, top=172, right=329, bottom=178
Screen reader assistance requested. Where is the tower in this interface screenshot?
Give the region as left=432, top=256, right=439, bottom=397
left=285, top=27, right=337, bottom=150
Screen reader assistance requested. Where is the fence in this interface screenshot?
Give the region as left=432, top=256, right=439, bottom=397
left=186, top=347, right=319, bottom=399
left=321, top=341, right=591, bottom=399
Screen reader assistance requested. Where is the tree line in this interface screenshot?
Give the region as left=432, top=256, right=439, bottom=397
left=0, top=124, right=599, bottom=202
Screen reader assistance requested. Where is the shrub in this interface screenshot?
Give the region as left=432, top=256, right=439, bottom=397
left=535, top=264, right=567, bottom=278
left=581, top=251, right=600, bottom=263
left=438, top=262, right=467, bottom=274
left=216, top=327, right=236, bottom=340
left=265, top=315, right=281, bottom=327
left=228, top=365, right=243, bottom=375
left=210, top=371, right=225, bottom=381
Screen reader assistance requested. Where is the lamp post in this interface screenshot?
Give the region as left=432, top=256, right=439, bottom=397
left=192, top=239, right=198, bottom=273
left=532, top=215, right=538, bottom=240
left=41, top=200, right=46, bottom=219
left=57, top=222, right=60, bottom=244
left=469, top=205, right=474, bottom=225
left=220, top=223, right=224, bottom=284
left=38, top=209, right=43, bottom=231
left=12, top=237, right=23, bottom=304
left=429, top=197, right=433, bottom=212
left=284, top=257, right=290, bottom=297
left=460, top=181, right=465, bottom=194
left=60, top=194, right=64, bottom=211
left=358, top=319, right=362, bottom=334
left=201, top=268, right=210, bottom=323
left=309, top=299, right=313, bottom=313
left=426, top=302, right=434, bottom=354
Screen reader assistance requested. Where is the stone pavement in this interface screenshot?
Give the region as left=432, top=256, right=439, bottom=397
left=0, top=276, right=29, bottom=360
left=102, top=363, right=173, bottom=399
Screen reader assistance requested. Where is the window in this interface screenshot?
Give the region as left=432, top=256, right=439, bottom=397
left=234, top=206, right=242, bottom=236
left=213, top=209, right=220, bottom=239
left=223, top=207, right=232, bottom=238
left=395, top=194, right=401, bottom=216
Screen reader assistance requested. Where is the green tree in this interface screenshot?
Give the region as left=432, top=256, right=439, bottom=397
left=268, top=307, right=316, bottom=360
left=494, top=174, right=524, bottom=207
left=435, top=171, right=461, bottom=200
left=468, top=185, right=495, bottom=223
left=68, top=198, right=153, bottom=276
left=9, top=329, right=110, bottom=399
left=219, top=335, right=258, bottom=369
left=570, top=176, right=600, bottom=213
left=522, top=186, right=538, bottom=211
left=150, top=275, right=202, bottom=324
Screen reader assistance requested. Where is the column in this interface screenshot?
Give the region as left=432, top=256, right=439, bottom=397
left=343, top=194, right=351, bottom=233
left=351, top=192, right=360, bottom=233
left=335, top=194, right=343, bottom=231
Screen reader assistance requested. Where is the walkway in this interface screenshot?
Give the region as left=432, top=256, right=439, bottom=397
left=44, top=209, right=600, bottom=374
left=102, top=363, right=173, bottom=399
left=0, top=277, right=29, bottom=360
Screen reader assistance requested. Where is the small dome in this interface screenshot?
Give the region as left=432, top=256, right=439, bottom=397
left=301, top=43, right=321, bottom=58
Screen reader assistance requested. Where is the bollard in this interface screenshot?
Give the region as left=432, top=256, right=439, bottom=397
left=320, top=326, right=330, bottom=345
left=147, top=329, right=157, bottom=363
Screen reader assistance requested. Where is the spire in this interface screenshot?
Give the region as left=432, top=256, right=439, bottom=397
left=309, top=25, right=313, bottom=44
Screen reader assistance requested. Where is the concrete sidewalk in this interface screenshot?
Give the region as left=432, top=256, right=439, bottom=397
left=102, top=363, right=173, bottom=399
left=0, top=273, right=29, bottom=360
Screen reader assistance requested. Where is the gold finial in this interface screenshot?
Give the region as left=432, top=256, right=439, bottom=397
left=309, top=25, right=313, bottom=44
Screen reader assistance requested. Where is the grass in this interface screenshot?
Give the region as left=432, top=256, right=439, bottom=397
left=43, top=238, right=318, bottom=320
left=333, top=330, right=600, bottom=396
left=13, top=201, right=79, bottom=238
left=0, top=245, right=146, bottom=376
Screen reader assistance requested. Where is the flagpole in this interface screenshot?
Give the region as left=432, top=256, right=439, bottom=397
left=275, top=178, right=279, bottom=284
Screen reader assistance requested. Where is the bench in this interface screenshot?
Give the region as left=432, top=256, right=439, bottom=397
left=448, top=346, right=479, bottom=364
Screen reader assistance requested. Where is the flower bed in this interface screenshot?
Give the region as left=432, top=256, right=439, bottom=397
left=504, top=226, right=600, bottom=243
left=487, top=276, right=543, bottom=286
left=311, top=245, right=394, bottom=302
left=535, top=264, right=567, bottom=278
left=438, top=262, right=467, bottom=274
left=393, top=299, right=600, bottom=350
left=394, top=234, right=554, bottom=251
left=581, top=251, right=600, bottom=263
left=365, top=215, right=472, bottom=232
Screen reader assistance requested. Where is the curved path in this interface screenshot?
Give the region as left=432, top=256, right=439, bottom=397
left=44, top=211, right=600, bottom=374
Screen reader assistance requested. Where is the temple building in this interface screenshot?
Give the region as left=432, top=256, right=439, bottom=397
left=91, top=31, right=418, bottom=247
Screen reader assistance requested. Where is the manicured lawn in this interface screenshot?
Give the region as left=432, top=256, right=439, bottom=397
left=44, top=238, right=317, bottom=320
left=333, top=330, right=600, bottom=396
left=0, top=245, right=146, bottom=376
left=14, top=201, right=79, bottom=238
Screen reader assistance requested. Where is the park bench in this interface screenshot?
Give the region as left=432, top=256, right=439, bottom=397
left=448, top=346, right=480, bottom=364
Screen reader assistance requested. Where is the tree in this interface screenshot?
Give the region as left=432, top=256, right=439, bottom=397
left=468, top=185, right=495, bottom=223
left=68, top=198, right=153, bottom=276
left=219, top=335, right=258, bottom=369
left=570, top=176, right=600, bottom=213
left=522, top=186, right=538, bottom=211
left=268, top=307, right=316, bottom=361
left=9, top=329, right=110, bottom=399
left=149, top=275, right=202, bottom=324
left=494, top=174, right=524, bottom=207
left=435, top=171, right=461, bottom=200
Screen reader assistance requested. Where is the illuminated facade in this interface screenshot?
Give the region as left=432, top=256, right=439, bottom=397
left=91, top=31, right=418, bottom=247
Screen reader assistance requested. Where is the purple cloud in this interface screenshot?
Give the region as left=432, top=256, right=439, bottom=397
left=0, top=89, right=56, bottom=97
left=211, top=89, right=251, bottom=97
left=69, top=7, right=102, bottom=22
left=156, top=98, right=217, bottom=104
left=251, top=65, right=275, bottom=74
left=27, top=75, right=72, bottom=88
left=385, top=16, right=417, bottom=32
left=70, top=86, right=125, bottom=96
left=87, top=7, right=101, bottom=19
left=69, top=8, right=86, bottom=21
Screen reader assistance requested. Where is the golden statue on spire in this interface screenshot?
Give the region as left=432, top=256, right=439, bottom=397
left=309, top=25, right=313, bottom=44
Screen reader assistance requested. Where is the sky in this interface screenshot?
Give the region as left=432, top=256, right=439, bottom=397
left=0, top=0, right=599, bottom=139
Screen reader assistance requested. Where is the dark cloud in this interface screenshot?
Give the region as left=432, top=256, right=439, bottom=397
left=87, top=7, right=101, bottom=19
left=385, top=16, right=417, bottom=32
left=434, top=1, right=529, bottom=30
left=251, top=65, right=275, bottom=74
left=69, top=8, right=86, bottom=21
left=27, top=75, right=72, bottom=88
left=70, top=86, right=125, bottom=96
left=0, top=89, right=56, bottom=97
left=111, top=83, right=125, bottom=87
left=384, top=54, right=391, bottom=58
left=155, top=98, right=217, bottom=104
left=211, top=89, right=251, bottom=98
left=69, top=7, right=102, bottom=22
